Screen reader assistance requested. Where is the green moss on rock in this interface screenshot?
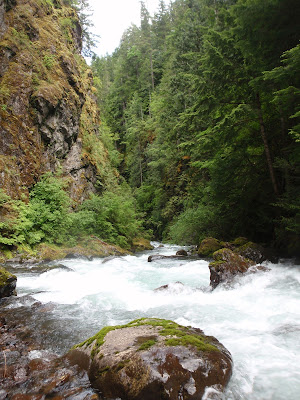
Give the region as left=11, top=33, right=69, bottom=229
left=75, top=318, right=219, bottom=357
left=131, top=237, right=154, bottom=252
left=232, top=237, right=249, bottom=247
left=0, top=266, right=17, bottom=298
left=198, top=237, right=222, bottom=257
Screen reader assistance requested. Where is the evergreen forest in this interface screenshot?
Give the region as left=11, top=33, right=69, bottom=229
left=1, top=0, right=299, bottom=256
left=91, top=0, right=300, bottom=253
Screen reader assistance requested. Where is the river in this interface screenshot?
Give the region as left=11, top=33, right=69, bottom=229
left=2, top=242, right=300, bottom=399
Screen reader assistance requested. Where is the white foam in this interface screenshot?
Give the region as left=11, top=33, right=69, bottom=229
left=15, top=251, right=300, bottom=399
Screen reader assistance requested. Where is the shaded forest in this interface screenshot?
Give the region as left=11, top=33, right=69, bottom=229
left=91, top=0, right=300, bottom=253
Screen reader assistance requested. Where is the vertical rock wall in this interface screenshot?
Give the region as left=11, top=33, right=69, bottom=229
left=0, top=0, right=114, bottom=203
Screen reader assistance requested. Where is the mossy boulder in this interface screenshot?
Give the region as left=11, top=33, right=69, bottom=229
left=176, top=249, right=188, bottom=256
left=231, top=237, right=249, bottom=247
left=0, top=265, right=17, bottom=298
left=131, top=238, right=154, bottom=252
left=209, top=248, right=255, bottom=289
left=198, top=237, right=222, bottom=257
left=68, top=318, right=232, bottom=400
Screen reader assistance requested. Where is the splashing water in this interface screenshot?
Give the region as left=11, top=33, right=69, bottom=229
left=5, top=243, right=300, bottom=399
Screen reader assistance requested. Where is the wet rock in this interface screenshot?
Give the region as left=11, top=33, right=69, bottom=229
left=0, top=266, right=17, bottom=298
left=64, top=253, right=90, bottom=260
left=131, top=238, right=154, bottom=252
left=154, top=282, right=184, bottom=292
left=237, top=241, right=267, bottom=264
left=5, top=256, right=24, bottom=264
left=249, top=265, right=271, bottom=274
left=209, top=248, right=255, bottom=289
left=148, top=254, right=185, bottom=262
left=0, top=315, right=99, bottom=399
left=198, top=238, right=222, bottom=257
left=69, top=318, right=233, bottom=400
left=176, top=249, right=188, bottom=256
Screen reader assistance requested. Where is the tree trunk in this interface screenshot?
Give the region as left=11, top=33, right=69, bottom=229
left=150, top=49, right=155, bottom=90
left=138, top=138, right=143, bottom=187
left=256, top=93, right=279, bottom=195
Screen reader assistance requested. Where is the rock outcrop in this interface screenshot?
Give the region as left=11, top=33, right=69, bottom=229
left=0, top=0, right=116, bottom=202
left=0, top=265, right=16, bottom=298
left=198, top=237, right=277, bottom=264
left=0, top=313, right=99, bottom=399
left=237, top=241, right=268, bottom=264
left=209, top=248, right=255, bottom=289
left=198, top=238, right=223, bottom=257
left=0, top=236, right=128, bottom=264
left=69, top=318, right=233, bottom=400
left=131, top=238, right=154, bottom=252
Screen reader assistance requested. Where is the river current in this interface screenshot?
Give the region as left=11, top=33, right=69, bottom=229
left=4, top=243, right=300, bottom=399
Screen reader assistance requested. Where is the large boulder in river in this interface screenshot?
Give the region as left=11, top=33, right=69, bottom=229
left=209, top=248, right=255, bottom=289
left=198, top=238, right=222, bottom=257
left=68, top=318, right=233, bottom=400
left=0, top=266, right=17, bottom=298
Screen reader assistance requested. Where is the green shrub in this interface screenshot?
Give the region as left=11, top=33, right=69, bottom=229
left=1, top=176, right=145, bottom=250
left=69, top=187, right=144, bottom=248
left=19, top=173, right=70, bottom=245
left=43, top=53, right=56, bottom=70
left=167, top=205, right=217, bottom=245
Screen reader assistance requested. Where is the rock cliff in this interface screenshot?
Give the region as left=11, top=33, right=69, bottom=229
left=0, top=0, right=115, bottom=202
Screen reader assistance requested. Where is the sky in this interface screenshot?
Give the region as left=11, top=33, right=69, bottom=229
left=88, top=0, right=171, bottom=56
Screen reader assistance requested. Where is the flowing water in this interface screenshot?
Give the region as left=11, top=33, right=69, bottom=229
left=3, top=243, right=300, bottom=399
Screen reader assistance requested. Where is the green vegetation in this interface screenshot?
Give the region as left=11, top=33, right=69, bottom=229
left=68, top=185, right=145, bottom=248
left=0, top=174, right=145, bottom=253
left=74, top=318, right=219, bottom=357
left=1, top=0, right=299, bottom=255
left=43, top=53, right=56, bottom=70
left=91, top=0, right=300, bottom=252
left=138, top=339, right=157, bottom=351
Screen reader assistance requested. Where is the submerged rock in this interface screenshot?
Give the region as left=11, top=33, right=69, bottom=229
left=0, top=266, right=17, bottom=298
left=68, top=318, right=233, bottom=400
left=176, top=249, right=188, bottom=256
left=154, top=281, right=184, bottom=292
left=0, top=308, right=99, bottom=399
left=209, top=248, right=255, bottom=289
left=148, top=254, right=185, bottom=262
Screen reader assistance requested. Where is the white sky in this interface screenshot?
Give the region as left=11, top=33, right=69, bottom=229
left=88, top=0, right=171, bottom=56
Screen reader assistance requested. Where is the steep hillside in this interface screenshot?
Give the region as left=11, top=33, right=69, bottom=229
left=0, top=0, right=116, bottom=203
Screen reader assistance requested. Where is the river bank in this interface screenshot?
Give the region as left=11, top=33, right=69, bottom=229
left=0, top=236, right=154, bottom=265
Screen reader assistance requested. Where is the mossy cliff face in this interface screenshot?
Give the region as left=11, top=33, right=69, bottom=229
left=68, top=318, right=233, bottom=400
left=0, top=0, right=115, bottom=202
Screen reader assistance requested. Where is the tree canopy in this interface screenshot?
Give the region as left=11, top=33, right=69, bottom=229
left=91, top=0, right=300, bottom=252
